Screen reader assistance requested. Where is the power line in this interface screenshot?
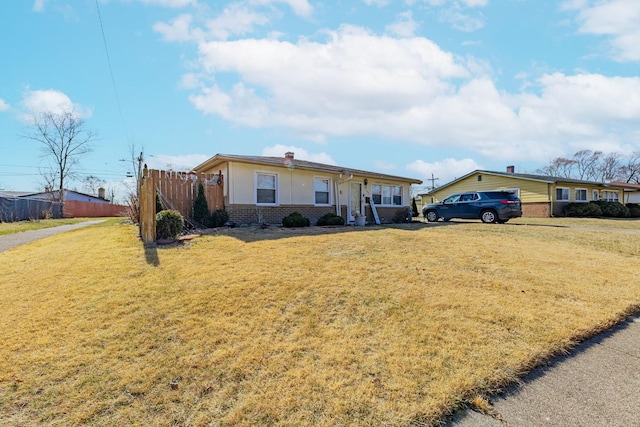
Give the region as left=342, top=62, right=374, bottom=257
left=95, top=0, right=129, bottom=141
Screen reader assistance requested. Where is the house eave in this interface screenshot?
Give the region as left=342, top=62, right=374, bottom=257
left=193, top=154, right=422, bottom=185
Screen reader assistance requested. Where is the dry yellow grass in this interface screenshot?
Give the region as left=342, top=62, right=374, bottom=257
left=1, top=218, right=639, bottom=426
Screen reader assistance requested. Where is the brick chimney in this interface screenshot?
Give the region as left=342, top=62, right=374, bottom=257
left=285, top=152, right=294, bottom=160
left=506, top=165, right=515, bottom=173
left=98, top=187, right=106, bottom=199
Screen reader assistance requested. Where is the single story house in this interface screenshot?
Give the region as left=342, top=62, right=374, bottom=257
left=611, top=182, right=640, bottom=204
left=21, top=189, right=111, bottom=203
left=416, top=167, right=629, bottom=217
left=192, top=152, right=422, bottom=225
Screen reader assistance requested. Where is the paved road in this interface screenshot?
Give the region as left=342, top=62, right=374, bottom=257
left=0, top=220, right=105, bottom=253
left=446, top=314, right=640, bottom=427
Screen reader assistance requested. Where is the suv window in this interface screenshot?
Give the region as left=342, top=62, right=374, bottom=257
left=482, top=191, right=518, bottom=200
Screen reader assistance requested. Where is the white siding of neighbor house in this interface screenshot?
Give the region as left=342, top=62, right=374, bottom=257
left=201, top=160, right=413, bottom=209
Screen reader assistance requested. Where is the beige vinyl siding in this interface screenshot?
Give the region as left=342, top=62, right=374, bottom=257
left=200, top=160, right=415, bottom=209
left=430, top=174, right=551, bottom=203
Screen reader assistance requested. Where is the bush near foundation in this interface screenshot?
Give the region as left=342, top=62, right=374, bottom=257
left=282, top=212, right=310, bottom=228
left=565, top=201, right=630, bottom=218
left=211, top=209, right=229, bottom=227
left=626, top=203, right=640, bottom=218
left=316, top=213, right=345, bottom=226
left=156, top=209, right=184, bottom=239
left=592, top=200, right=629, bottom=218
left=565, top=202, right=602, bottom=217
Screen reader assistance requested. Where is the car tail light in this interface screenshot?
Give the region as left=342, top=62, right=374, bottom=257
left=499, top=200, right=516, bottom=204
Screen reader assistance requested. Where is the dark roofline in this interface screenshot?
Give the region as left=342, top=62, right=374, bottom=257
left=418, top=169, right=629, bottom=195
left=193, top=153, right=422, bottom=184
left=19, top=189, right=108, bottom=200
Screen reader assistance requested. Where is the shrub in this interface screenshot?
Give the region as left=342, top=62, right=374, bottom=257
left=411, top=198, right=419, bottom=217
left=393, top=208, right=412, bottom=223
left=593, top=200, right=629, bottom=218
left=565, top=202, right=602, bottom=217
left=156, top=191, right=165, bottom=213
left=156, top=209, right=184, bottom=239
left=282, top=212, right=310, bottom=228
left=317, top=212, right=345, bottom=226
left=211, top=209, right=230, bottom=227
left=193, top=183, right=210, bottom=226
left=626, top=203, right=640, bottom=218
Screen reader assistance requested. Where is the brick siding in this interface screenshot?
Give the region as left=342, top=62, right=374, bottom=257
left=226, top=204, right=412, bottom=226
left=521, top=202, right=551, bottom=218
left=227, top=204, right=338, bottom=226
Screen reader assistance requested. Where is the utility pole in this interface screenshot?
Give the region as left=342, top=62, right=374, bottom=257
left=429, top=173, right=439, bottom=190
left=428, top=173, right=439, bottom=203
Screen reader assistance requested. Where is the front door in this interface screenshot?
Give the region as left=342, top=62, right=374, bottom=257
left=350, top=182, right=362, bottom=220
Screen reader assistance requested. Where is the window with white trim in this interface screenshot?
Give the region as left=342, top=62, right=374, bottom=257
left=602, top=190, right=619, bottom=202
left=555, top=187, right=570, bottom=201
left=592, top=189, right=600, bottom=201
left=372, top=184, right=402, bottom=206
left=256, top=172, right=277, bottom=205
left=575, top=188, right=588, bottom=202
left=314, top=177, right=330, bottom=205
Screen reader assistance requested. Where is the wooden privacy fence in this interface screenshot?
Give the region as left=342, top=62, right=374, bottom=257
left=139, top=167, right=224, bottom=243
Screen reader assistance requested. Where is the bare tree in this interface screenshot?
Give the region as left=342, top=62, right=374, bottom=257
left=23, top=109, right=96, bottom=203
left=619, top=151, right=640, bottom=184
left=537, top=157, right=576, bottom=178
left=123, top=143, right=145, bottom=223
left=83, top=175, right=106, bottom=196
left=598, top=152, right=622, bottom=183
left=573, top=149, right=602, bottom=181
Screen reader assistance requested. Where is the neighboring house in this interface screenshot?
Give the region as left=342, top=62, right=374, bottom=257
left=22, top=188, right=111, bottom=203
left=192, top=152, right=422, bottom=225
left=416, top=167, right=628, bottom=218
left=611, top=182, right=640, bottom=204
left=17, top=188, right=126, bottom=219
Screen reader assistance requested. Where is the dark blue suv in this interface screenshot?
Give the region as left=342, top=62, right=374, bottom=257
left=422, top=191, right=522, bottom=223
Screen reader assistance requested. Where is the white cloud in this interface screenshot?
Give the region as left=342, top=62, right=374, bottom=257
left=261, top=145, right=337, bottom=164
left=190, top=26, right=468, bottom=128
left=138, top=0, right=197, bottom=8
left=19, top=89, right=92, bottom=122
left=154, top=5, right=270, bottom=42
left=363, top=0, right=390, bottom=6
left=204, top=4, right=269, bottom=40
left=570, top=0, right=640, bottom=62
left=385, top=11, right=419, bottom=38
left=146, top=154, right=210, bottom=171
left=154, top=14, right=196, bottom=42
left=407, top=0, right=487, bottom=6
left=0, top=99, right=10, bottom=112
left=438, top=5, right=485, bottom=32
left=407, top=158, right=483, bottom=187
left=374, top=160, right=396, bottom=171
left=33, top=0, right=49, bottom=12
left=250, top=0, right=313, bottom=18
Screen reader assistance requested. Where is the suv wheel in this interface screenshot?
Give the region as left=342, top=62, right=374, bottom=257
left=480, top=210, right=497, bottom=223
left=425, top=210, right=439, bottom=222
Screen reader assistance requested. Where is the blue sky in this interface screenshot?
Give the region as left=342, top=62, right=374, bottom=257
left=1, top=0, right=639, bottom=200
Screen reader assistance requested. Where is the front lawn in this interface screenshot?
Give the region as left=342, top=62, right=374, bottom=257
left=0, top=219, right=638, bottom=426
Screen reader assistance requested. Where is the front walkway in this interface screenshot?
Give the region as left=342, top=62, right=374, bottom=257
left=0, top=220, right=105, bottom=253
